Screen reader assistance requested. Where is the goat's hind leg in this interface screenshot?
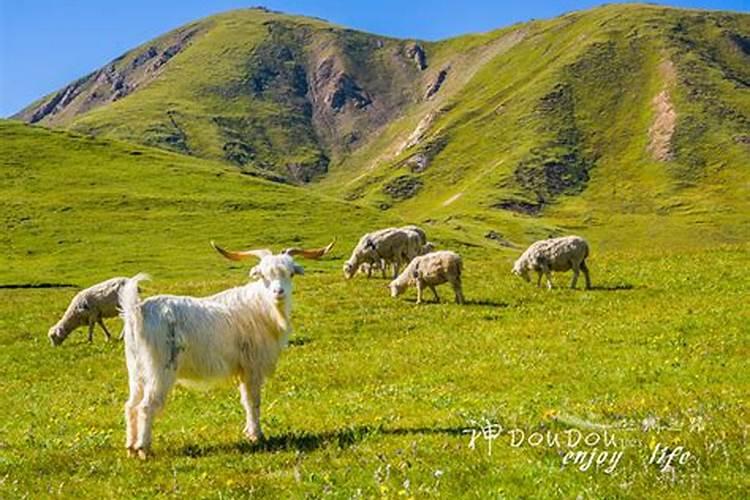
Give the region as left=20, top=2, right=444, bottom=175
left=134, top=367, right=176, bottom=459
left=124, top=375, right=144, bottom=457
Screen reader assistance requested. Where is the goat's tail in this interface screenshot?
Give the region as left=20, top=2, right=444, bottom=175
left=119, top=273, right=150, bottom=343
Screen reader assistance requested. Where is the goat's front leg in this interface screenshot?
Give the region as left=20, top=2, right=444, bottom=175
left=430, top=285, right=441, bottom=303
left=97, top=318, right=113, bottom=341
left=536, top=271, right=543, bottom=288
left=239, top=374, right=264, bottom=443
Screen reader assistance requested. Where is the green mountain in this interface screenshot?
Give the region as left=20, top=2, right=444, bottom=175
left=11, top=4, right=750, bottom=246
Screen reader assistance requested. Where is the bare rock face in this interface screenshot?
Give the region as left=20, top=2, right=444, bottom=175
left=425, top=68, right=449, bottom=99
left=328, top=74, right=373, bottom=111
left=406, top=43, right=428, bottom=70
left=286, top=156, right=330, bottom=183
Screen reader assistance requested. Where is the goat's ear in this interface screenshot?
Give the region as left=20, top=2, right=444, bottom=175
left=293, top=263, right=305, bottom=276
left=250, top=265, right=262, bottom=280
left=77, top=299, right=89, bottom=311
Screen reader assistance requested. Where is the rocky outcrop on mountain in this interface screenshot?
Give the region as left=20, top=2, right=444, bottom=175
left=406, top=43, right=427, bottom=70
left=425, top=68, right=449, bottom=99
left=16, top=26, right=201, bottom=125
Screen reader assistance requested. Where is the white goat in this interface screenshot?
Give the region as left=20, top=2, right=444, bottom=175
left=512, top=235, right=591, bottom=289
left=48, top=277, right=128, bottom=345
left=388, top=250, right=464, bottom=304
left=119, top=240, right=333, bottom=459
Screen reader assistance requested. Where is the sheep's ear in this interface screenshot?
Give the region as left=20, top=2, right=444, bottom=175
left=293, top=263, right=305, bottom=276
left=250, top=266, right=262, bottom=280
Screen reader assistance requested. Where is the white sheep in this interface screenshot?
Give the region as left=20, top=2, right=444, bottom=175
left=344, top=225, right=429, bottom=279
left=388, top=250, right=464, bottom=304
left=512, top=235, right=591, bottom=289
left=48, top=277, right=129, bottom=345
left=119, top=240, right=333, bottom=459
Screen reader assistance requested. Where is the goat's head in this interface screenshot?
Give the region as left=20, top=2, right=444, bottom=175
left=212, top=239, right=335, bottom=303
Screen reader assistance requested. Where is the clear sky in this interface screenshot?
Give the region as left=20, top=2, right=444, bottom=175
left=0, top=0, right=747, bottom=117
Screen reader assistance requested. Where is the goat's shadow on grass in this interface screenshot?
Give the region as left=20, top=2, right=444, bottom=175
left=179, top=425, right=465, bottom=457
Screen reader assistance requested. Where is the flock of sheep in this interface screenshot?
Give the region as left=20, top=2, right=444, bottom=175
left=46, top=226, right=591, bottom=459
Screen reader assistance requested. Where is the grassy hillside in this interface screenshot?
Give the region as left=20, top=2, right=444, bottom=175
left=1, top=121, right=748, bottom=497
left=12, top=5, right=749, bottom=251
left=13, top=8, right=428, bottom=183
left=325, top=4, right=749, bottom=249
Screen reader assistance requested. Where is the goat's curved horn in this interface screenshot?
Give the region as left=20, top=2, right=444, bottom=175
left=211, top=241, right=272, bottom=261
left=283, top=238, right=336, bottom=260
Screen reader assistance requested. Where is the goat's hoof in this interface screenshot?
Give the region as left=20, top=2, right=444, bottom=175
left=126, top=447, right=137, bottom=458
left=245, top=431, right=264, bottom=444
left=136, top=448, right=151, bottom=460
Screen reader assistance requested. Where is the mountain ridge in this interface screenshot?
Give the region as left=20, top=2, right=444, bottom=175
left=10, top=4, right=749, bottom=243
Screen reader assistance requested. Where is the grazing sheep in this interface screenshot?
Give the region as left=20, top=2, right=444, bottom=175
left=402, top=225, right=427, bottom=246
left=119, top=241, right=333, bottom=459
left=344, top=225, right=429, bottom=279
left=48, top=277, right=128, bottom=346
left=420, top=241, right=436, bottom=255
left=388, top=250, right=464, bottom=304
left=343, top=228, right=405, bottom=279
left=512, top=235, right=591, bottom=290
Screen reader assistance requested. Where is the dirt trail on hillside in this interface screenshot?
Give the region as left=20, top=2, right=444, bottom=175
left=647, top=60, right=677, bottom=161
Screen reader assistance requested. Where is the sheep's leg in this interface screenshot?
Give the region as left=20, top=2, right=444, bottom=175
left=134, top=369, right=175, bottom=459
left=452, top=280, right=465, bottom=304
left=239, top=373, right=264, bottom=443
left=540, top=264, right=553, bottom=289
left=430, top=285, right=441, bottom=303
left=97, top=318, right=113, bottom=342
left=581, top=260, right=592, bottom=290
left=571, top=263, right=580, bottom=290
left=87, top=318, right=95, bottom=342
left=416, top=280, right=424, bottom=304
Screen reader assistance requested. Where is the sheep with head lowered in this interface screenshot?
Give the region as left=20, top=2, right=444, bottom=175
left=118, top=240, right=333, bottom=459
left=388, top=250, right=464, bottom=304
left=48, top=277, right=129, bottom=345
left=344, top=225, right=429, bottom=279
left=512, top=235, right=591, bottom=290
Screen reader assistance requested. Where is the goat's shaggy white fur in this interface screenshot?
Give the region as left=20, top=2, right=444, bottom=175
left=48, top=277, right=128, bottom=345
left=512, top=235, right=591, bottom=289
left=119, top=251, right=305, bottom=459
left=388, top=250, right=464, bottom=304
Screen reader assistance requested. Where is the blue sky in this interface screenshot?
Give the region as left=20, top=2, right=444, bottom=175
left=0, top=0, right=747, bottom=117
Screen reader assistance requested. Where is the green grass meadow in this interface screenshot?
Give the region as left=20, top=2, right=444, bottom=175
left=1, top=120, right=748, bottom=497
